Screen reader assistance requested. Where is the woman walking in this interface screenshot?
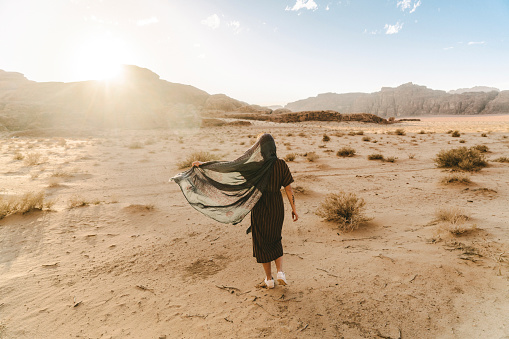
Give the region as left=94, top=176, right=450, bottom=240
left=172, top=133, right=298, bottom=288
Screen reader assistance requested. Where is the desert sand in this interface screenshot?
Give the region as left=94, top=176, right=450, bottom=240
left=1, top=116, right=509, bottom=338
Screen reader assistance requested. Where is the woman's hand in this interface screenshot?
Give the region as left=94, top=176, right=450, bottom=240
left=291, top=210, right=299, bottom=222
left=192, top=161, right=204, bottom=167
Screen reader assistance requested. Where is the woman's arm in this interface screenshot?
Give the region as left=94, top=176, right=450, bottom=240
left=284, top=185, right=298, bottom=221
left=192, top=161, right=204, bottom=167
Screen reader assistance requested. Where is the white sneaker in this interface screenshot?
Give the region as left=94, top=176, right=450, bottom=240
left=277, top=271, right=287, bottom=286
left=264, top=277, right=275, bottom=289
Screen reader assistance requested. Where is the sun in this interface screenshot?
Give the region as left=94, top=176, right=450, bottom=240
left=72, top=37, right=130, bottom=81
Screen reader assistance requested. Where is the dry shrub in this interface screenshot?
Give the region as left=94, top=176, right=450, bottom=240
left=418, top=130, right=426, bottom=134
left=177, top=151, right=219, bottom=169
left=481, top=133, right=488, bottom=137
left=355, top=131, right=364, bottom=135
left=441, top=173, right=472, bottom=185
left=322, top=134, right=330, bottom=142
left=316, top=192, right=369, bottom=232
left=284, top=153, right=296, bottom=162
left=451, top=130, right=461, bottom=137
left=24, top=152, right=42, bottom=166
left=368, top=153, right=384, bottom=161
left=434, top=146, right=487, bottom=171
left=298, top=132, right=306, bottom=137
left=395, top=129, right=406, bottom=136
left=362, top=136, right=371, bottom=142
left=493, top=156, right=509, bottom=163
left=459, top=139, right=466, bottom=143
left=13, top=152, right=24, bottom=160
left=337, top=147, right=356, bottom=157
left=435, top=207, right=476, bottom=235
left=385, top=156, right=397, bottom=163
left=408, top=153, right=416, bottom=159
left=68, top=195, right=89, bottom=209
left=128, top=141, right=144, bottom=149
left=305, top=152, right=319, bottom=162
left=472, top=144, right=489, bottom=153
left=47, top=177, right=62, bottom=188
left=0, top=192, right=45, bottom=219
left=347, top=131, right=356, bottom=136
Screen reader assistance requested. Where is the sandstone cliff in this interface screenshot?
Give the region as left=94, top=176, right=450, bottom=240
left=0, top=66, right=274, bottom=131
left=285, top=83, right=508, bottom=117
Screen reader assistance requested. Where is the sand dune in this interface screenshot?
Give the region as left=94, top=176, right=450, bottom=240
left=1, top=117, right=509, bottom=338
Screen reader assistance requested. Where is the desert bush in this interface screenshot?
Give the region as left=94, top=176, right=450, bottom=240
left=68, top=195, right=89, bottom=209
left=451, top=130, right=461, bottom=137
left=418, top=130, right=426, bottom=134
left=13, top=152, right=24, bottom=160
left=128, top=142, right=144, bottom=149
left=298, top=132, right=306, bottom=137
left=305, top=152, right=319, bottom=162
left=287, top=133, right=293, bottom=137
left=472, top=144, right=489, bottom=153
left=322, top=134, right=330, bottom=142
left=408, top=153, right=416, bottom=159
left=177, top=151, right=219, bottom=169
left=395, top=129, right=406, bottom=136
left=316, top=192, right=369, bottom=232
left=362, top=136, right=371, bottom=142
left=435, top=207, right=475, bottom=235
left=385, top=156, right=397, bottom=163
left=481, top=133, right=488, bottom=137
left=446, top=130, right=453, bottom=134
left=333, top=132, right=345, bottom=137
left=47, top=177, right=62, bottom=188
left=24, top=152, right=42, bottom=166
left=368, top=153, right=384, bottom=161
left=493, top=157, right=509, bottom=163
left=337, top=147, right=356, bottom=157
left=434, top=147, right=487, bottom=171
left=459, top=139, right=466, bottom=143
left=284, top=153, right=296, bottom=162
left=356, top=131, right=364, bottom=135
left=441, top=173, right=472, bottom=185
left=0, top=192, right=45, bottom=219
left=348, top=131, right=356, bottom=136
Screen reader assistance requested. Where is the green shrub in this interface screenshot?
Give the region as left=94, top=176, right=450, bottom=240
left=336, top=147, right=356, bottom=157
left=316, top=192, right=369, bottom=232
left=434, top=147, right=488, bottom=171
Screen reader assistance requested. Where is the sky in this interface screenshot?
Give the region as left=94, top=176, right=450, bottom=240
left=1, top=0, right=508, bottom=106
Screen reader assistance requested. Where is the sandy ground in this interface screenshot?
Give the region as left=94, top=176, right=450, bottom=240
left=1, top=116, right=509, bottom=338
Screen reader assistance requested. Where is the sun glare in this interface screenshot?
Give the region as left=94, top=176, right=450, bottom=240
left=72, top=37, right=130, bottom=81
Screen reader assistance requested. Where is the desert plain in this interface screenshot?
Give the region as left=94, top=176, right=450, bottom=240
left=1, top=116, right=509, bottom=339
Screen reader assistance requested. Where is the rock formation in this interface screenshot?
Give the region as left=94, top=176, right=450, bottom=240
left=285, top=83, right=508, bottom=117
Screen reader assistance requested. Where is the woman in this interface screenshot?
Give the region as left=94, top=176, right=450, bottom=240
left=173, top=133, right=298, bottom=289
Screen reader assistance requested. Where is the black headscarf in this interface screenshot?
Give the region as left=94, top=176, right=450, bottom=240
left=171, top=133, right=277, bottom=225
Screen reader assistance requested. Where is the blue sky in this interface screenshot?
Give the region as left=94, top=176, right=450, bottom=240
left=1, top=0, right=508, bottom=105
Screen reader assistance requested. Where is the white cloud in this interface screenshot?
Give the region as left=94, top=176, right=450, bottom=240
left=468, top=41, right=485, bottom=45
left=136, top=17, right=159, bottom=26
left=201, top=14, right=220, bottom=29
left=384, top=22, right=404, bottom=34
left=397, top=0, right=421, bottom=13
left=228, top=20, right=241, bottom=33
left=443, top=46, right=454, bottom=50
left=326, top=5, right=330, bottom=11
left=285, top=0, right=318, bottom=11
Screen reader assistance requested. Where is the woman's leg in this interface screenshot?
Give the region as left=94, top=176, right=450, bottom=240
left=262, top=262, right=272, bottom=280
left=275, top=256, right=283, bottom=273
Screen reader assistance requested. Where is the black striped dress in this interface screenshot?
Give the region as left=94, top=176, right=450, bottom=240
left=251, top=158, right=294, bottom=263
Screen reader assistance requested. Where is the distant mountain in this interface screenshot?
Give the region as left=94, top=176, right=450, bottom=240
left=285, top=83, right=509, bottom=117
left=0, top=65, right=265, bottom=131
left=448, top=86, right=500, bottom=94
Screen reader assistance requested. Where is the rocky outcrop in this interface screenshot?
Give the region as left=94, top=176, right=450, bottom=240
left=285, top=83, right=508, bottom=117
left=448, top=86, right=499, bottom=94
left=202, top=94, right=271, bottom=114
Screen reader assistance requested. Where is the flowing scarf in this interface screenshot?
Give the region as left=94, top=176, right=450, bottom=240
left=171, top=133, right=277, bottom=225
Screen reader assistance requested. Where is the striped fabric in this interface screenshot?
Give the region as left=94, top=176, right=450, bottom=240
left=251, top=158, right=294, bottom=263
